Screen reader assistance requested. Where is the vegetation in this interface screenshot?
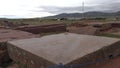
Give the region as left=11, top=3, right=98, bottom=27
left=97, top=33, right=120, bottom=38
left=0, top=17, right=120, bottom=27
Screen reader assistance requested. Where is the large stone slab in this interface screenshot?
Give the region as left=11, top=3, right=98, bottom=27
left=7, top=33, right=120, bottom=68
left=15, top=23, right=66, bottom=34
left=0, top=29, right=39, bottom=67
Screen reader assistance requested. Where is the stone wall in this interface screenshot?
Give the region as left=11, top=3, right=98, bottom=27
left=15, top=23, right=67, bottom=34
left=111, top=23, right=120, bottom=28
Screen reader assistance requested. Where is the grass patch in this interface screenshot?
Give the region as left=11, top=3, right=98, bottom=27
left=97, top=33, right=120, bottom=38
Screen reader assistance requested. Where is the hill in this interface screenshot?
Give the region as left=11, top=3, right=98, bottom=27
left=43, top=11, right=120, bottom=19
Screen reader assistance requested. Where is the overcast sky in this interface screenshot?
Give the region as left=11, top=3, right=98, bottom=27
left=0, top=0, right=120, bottom=18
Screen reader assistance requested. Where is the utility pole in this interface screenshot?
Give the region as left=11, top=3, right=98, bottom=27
left=82, top=2, right=85, bottom=19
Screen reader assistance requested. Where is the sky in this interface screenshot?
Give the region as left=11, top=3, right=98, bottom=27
left=0, top=0, right=120, bottom=18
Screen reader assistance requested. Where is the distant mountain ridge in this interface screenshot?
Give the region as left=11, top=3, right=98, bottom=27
left=43, top=11, right=120, bottom=19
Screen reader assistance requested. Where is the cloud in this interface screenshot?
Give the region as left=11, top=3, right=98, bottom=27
left=97, top=2, right=120, bottom=12
left=86, top=0, right=120, bottom=4
left=38, top=6, right=94, bottom=14
left=0, top=0, right=120, bottom=18
left=37, top=2, right=120, bottom=14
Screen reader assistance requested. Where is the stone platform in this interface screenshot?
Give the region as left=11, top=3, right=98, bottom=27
left=7, top=33, right=120, bottom=68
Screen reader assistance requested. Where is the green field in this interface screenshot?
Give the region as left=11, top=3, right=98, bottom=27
left=1, top=18, right=119, bottom=26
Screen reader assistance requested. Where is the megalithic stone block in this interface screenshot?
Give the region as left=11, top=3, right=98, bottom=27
left=0, top=29, right=39, bottom=67
left=7, top=33, right=120, bottom=68
left=15, top=23, right=67, bottom=34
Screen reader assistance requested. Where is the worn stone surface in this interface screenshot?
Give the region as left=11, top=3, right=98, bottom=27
left=15, top=23, right=66, bottom=34
left=8, top=33, right=120, bottom=68
left=0, top=29, right=39, bottom=67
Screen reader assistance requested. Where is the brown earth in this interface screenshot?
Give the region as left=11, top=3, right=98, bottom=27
left=68, top=26, right=98, bottom=35
left=99, top=56, right=120, bottom=68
